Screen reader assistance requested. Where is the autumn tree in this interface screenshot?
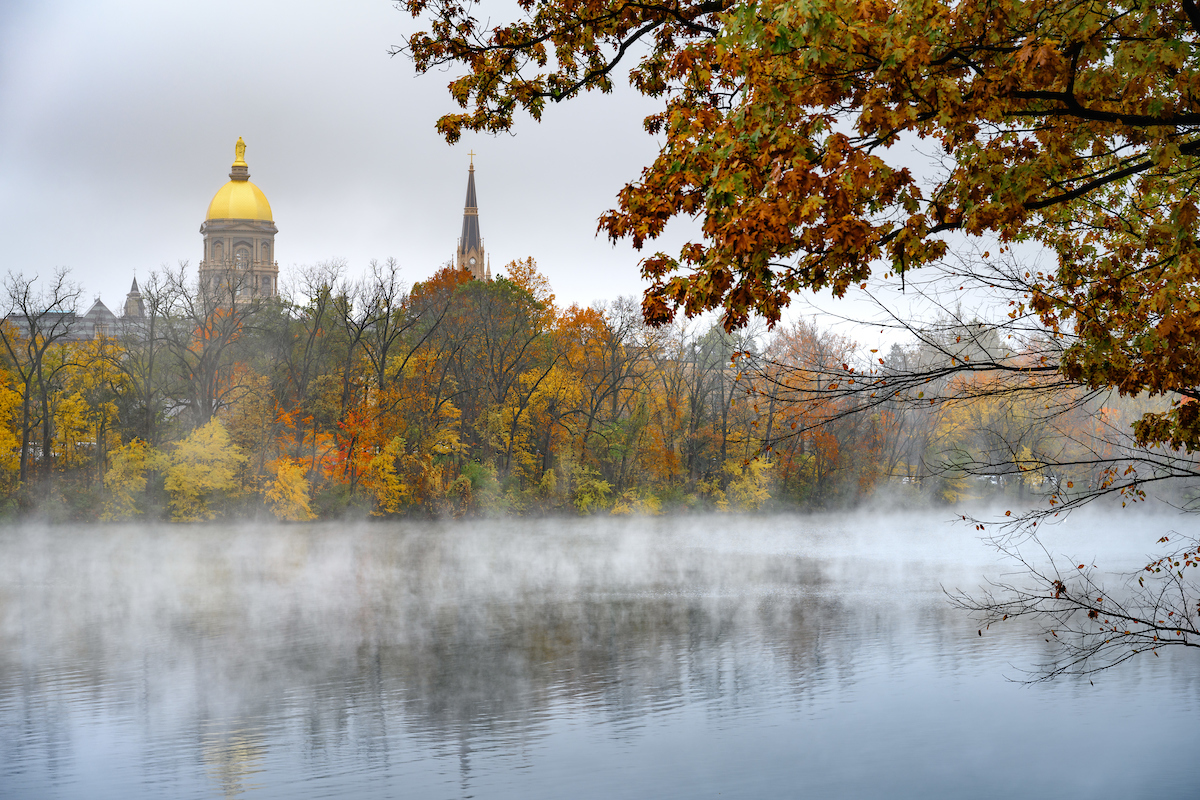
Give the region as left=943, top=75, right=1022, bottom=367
left=340, top=262, right=463, bottom=508
left=163, top=419, right=247, bottom=521
left=754, top=317, right=881, bottom=505
left=353, top=258, right=439, bottom=399
left=645, top=327, right=712, bottom=491
left=264, top=260, right=350, bottom=482
left=436, top=265, right=555, bottom=479
left=55, top=336, right=129, bottom=489
left=154, top=264, right=264, bottom=427
left=555, top=299, right=652, bottom=492
left=265, top=458, right=317, bottom=521
left=102, top=439, right=163, bottom=521
left=111, top=269, right=170, bottom=445
left=0, top=270, right=83, bottom=499
left=0, top=368, right=21, bottom=497
left=471, top=261, right=566, bottom=487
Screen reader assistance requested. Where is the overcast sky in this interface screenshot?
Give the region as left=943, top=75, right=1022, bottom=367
left=1, top=0, right=1026, bottom=353
left=0, top=0, right=700, bottom=313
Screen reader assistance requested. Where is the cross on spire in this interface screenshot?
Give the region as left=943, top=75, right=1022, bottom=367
left=468, top=150, right=476, bottom=169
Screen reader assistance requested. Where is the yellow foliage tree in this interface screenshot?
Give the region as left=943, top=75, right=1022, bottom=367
left=57, top=338, right=128, bottom=483
left=0, top=375, right=21, bottom=493
left=719, top=457, right=774, bottom=512
left=224, top=371, right=276, bottom=481
left=52, top=392, right=93, bottom=472
left=487, top=364, right=578, bottom=487
left=361, top=435, right=411, bottom=515
left=264, top=458, right=316, bottom=521
left=163, top=420, right=247, bottom=521
left=503, top=257, right=556, bottom=324
left=102, top=439, right=164, bottom=521
left=570, top=465, right=612, bottom=514
left=610, top=488, right=662, bottom=516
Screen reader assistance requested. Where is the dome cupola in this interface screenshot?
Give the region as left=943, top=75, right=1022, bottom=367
left=199, top=138, right=279, bottom=299
left=205, top=137, right=273, bottom=222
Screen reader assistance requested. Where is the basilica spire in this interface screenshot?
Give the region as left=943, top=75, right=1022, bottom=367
left=124, top=276, right=145, bottom=318
left=456, top=153, right=488, bottom=280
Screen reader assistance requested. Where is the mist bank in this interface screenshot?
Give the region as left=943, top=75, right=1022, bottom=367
left=1, top=511, right=1178, bottom=729
left=1, top=261, right=1187, bottom=523
left=0, top=514, right=1000, bottom=737
left=5, top=514, right=1198, bottom=799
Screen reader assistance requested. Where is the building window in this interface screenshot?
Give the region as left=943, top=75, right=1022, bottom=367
left=235, top=249, right=249, bottom=269
left=213, top=241, right=224, bottom=262
left=261, top=243, right=270, bottom=263
left=262, top=276, right=271, bottom=293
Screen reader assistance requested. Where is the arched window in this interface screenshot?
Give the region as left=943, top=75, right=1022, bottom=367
left=261, top=243, right=270, bottom=263
left=235, top=249, right=249, bottom=269
left=212, top=241, right=224, bottom=262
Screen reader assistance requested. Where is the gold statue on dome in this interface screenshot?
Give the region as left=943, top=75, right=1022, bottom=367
left=234, top=137, right=247, bottom=163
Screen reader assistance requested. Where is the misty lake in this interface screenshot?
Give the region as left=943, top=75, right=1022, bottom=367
left=2, top=513, right=1198, bottom=799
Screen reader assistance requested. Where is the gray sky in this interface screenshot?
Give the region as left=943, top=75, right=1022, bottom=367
left=0, top=0, right=1024, bottom=352
left=0, top=0, right=690, bottom=313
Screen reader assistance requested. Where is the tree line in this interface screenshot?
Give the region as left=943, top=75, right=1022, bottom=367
left=0, top=259, right=1165, bottom=523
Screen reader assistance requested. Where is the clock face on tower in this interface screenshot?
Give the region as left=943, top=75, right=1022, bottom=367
left=469, top=257, right=477, bottom=266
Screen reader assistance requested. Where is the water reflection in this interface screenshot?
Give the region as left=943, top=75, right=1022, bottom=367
left=201, top=729, right=265, bottom=800
left=2, top=514, right=1198, bottom=799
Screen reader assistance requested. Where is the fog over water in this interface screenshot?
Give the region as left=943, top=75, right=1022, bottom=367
left=2, top=512, right=1198, bottom=799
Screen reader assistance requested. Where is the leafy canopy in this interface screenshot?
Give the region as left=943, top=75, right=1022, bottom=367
left=164, top=420, right=247, bottom=521
left=402, top=0, right=1200, bottom=445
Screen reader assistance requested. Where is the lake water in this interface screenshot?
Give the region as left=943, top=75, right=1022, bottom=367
left=1, top=512, right=1198, bottom=799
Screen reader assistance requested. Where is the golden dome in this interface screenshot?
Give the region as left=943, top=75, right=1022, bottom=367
left=205, top=138, right=273, bottom=221
left=206, top=180, right=273, bottom=221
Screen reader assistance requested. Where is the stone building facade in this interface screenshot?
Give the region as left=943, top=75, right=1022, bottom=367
left=5, top=298, right=119, bottom=342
